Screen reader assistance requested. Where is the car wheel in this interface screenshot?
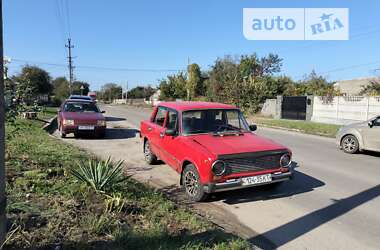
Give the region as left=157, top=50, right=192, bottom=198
left=341, top=135, right=359, bottom=154
left=183, top=164, right=208, bottom=202
left=59, top=125, right=66, bottom=138
left=144, top=140, right=157, bottom=164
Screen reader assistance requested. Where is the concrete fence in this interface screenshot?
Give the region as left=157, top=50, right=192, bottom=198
left=311, top=96, right=380, bottom=125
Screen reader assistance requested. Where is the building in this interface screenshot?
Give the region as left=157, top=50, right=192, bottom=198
left=334, top=77, right=379, bottom=96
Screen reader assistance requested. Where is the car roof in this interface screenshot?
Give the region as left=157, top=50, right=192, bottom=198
left=69, top=95, right=92, bottom=99
left=64, top=99, right=94, bottom=104
left=158, top=101, right=237, bottom=111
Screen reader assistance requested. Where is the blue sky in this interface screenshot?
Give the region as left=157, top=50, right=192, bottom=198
left=4, top=0, right=380, bottom=91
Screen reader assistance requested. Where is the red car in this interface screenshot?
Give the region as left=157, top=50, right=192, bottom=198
left=58, top=99, right=106, bottom=138
left=140, top=102, right=293, bottom=201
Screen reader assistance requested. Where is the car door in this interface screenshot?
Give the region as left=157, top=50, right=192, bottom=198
left=148, top=106, right=167, bottom=159
left=159, top=109, right=182, bottom=171
left=362, top=116, right=380, bottom=151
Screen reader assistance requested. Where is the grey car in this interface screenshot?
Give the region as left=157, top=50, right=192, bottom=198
left=336, top=115, right=380, bottom=153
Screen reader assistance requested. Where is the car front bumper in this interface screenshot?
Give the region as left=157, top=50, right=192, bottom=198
left=203, top=171, right=293, bottom=193
left=62, top=125, right=106, bottom=134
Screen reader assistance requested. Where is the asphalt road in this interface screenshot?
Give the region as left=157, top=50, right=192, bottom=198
left=60, top=104, right=380, bottom=250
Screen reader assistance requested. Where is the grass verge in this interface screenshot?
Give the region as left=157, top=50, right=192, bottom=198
left=250, top=116, right=341, bottom=138
left=4, top=118, right=251, bottom=249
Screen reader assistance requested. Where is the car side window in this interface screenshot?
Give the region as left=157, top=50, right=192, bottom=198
left=154, top=107, right=166, bottom=127
left=165, top=110, right=178, bottom=131
left=373, top=117, right=380, bottom=126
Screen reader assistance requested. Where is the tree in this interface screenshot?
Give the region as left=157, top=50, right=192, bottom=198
left=187, top=63, right=204, bottom=99
left=239, top=53, right=282, bottom=78
left=13, top=65, right=52, bottom=96
left=159, top=73, right=187, bottom=100
left=359, top=80, right=380, bottom=96
left=52, top=77, right=70, bottom=102
left=72, top=81, right=90, bottom=95
left=127, top=86, right=155, bottom=99
left=297, top=71, right=340, bottom=96
left=99, top=83, right=122, bottom=102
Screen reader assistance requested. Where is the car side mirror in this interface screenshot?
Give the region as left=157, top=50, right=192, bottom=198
left=165, top=128, right=177, bottom=136
left=101, top=110, right=106, bottom=113
left=249, top=124, right=257, bottom=131
left=368, top=121, right=373, bottom=128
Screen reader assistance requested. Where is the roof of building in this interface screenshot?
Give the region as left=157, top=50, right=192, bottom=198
left=334, top=77, right=379, bottom=95
left=158, top=101, right=237, bottom=111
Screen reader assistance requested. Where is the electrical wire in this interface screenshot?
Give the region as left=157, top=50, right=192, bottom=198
left=10, top=58, right=185, bottom=73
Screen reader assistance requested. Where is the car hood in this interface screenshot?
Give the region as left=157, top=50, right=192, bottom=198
left=189, top=132, right=288, bottom=156
left=61, top=112, right=105, bottom=120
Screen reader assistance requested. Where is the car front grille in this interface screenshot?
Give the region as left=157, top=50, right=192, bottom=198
left=219, top=150, right=287, bottom=174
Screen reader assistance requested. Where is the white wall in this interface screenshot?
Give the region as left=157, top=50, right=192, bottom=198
left=311, top=96, right=380, bottom=125
left=260, top=99, right=277, bottom=117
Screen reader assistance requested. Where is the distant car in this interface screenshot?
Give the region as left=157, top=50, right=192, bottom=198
left=88, top=92, right=97, bottom=102
left=58, top=99, right=106, bottom=138
left=140, top=101, right=293, bottom=202
left=68, top=95, right=93, bottom=101
left=336, top=115, right=380, bottom=153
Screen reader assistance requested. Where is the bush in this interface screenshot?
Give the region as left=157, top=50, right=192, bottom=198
left=69, top=157, right=128, bottom=193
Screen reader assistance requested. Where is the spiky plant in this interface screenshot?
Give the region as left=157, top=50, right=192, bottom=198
left=69, top=157, right=128, bottom=193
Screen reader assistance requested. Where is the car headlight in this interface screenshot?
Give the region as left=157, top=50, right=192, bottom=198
left=63, top=119, right=74, bottom=125
left=212, top=160, right=226, bottom=176
left=280, top=153, right=291, bottom=168
left=97, top=120, right=106, bottom=126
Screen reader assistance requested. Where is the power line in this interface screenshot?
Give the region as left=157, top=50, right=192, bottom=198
left=293, top=60, right=380, bottom=79
left=10, top=58, right=185, bottom=73
left=64, top=0, right=71, bottom=39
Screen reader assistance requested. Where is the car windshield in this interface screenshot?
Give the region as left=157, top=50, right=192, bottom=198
left=63, top=102, right=100, bottom=113
left=182, top=109, right=250, bottom=135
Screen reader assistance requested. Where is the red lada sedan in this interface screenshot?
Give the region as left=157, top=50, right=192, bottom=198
left=140, top=102, right=293, bottom=201
left=58, top=99, right=106, bottom=138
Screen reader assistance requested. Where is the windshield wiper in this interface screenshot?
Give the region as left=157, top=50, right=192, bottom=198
left=212, top=130, right=244, bottom=136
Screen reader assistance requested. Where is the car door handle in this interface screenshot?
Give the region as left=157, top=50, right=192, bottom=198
left=148, top=127, right=152, bottom=131
left=160, top=132, right=164, bottom=138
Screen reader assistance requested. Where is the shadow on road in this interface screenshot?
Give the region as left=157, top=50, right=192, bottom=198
left=105, top=116, right=126, bottom=122
left=361, top=150, right=380, bottom=158
left=74, top=128, right=139, bottom=140
left=209, top=162, right=325, bottom=205
left=249, top=184, right=380, bottom=249
left=105, top=128, right=139, bottom=139
left=211, top=170, right=324, bottom=205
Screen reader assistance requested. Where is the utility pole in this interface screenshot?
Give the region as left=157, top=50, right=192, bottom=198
left=65, top=38, right=74, bottom=94
left=125, top=81, right=128, bottom=101
left=0, top=0, right=6, bottom=246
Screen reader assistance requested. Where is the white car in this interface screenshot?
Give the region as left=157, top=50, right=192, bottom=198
left=336, top=116, right=380, bottom=153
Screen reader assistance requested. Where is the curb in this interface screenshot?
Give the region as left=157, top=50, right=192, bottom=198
left=256, top=123, right=334, bottom=138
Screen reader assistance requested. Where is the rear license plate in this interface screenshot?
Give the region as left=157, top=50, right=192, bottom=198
left=78, top=125, right=95, bottom=130
left=242, top=174, right=272, bottom=186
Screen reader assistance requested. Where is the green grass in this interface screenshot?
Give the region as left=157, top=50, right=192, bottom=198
left=38, top=106, right=58, bottom=120
left=251, top=116, right=341, bottom=138
left=4, top=118, right=252, bottom=249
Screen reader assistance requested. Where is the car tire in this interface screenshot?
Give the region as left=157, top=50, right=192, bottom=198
left=183, top=164, right=208, bottom=202
left=341, top=135, right=359, bottom=154
left=144, top=140, right=157, bottom=164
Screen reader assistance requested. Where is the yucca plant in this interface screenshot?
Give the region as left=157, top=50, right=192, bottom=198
left=69, top=157, right=128, bottom=193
